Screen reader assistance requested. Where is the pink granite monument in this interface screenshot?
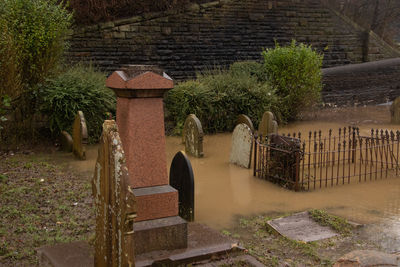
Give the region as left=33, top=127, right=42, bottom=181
left=106, top=65, right=187, bottom=254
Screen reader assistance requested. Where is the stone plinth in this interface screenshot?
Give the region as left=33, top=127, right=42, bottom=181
left=106, top=65, right=187, bottom=253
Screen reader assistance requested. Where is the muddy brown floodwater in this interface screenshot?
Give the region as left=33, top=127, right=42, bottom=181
left=62, top=106, right=400, bottom=251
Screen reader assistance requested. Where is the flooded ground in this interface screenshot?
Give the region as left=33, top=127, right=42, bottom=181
left=61, top=105, right=400, bottom=251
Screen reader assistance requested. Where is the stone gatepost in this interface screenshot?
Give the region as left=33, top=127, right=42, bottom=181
left=106, top=65, right=187, bottom=254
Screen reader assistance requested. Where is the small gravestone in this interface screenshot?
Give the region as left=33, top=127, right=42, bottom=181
left=72, top=111, right=88, bottom=160
left=390, top=97, right=400, bottom=124
left=230, top=123, right=253, bottom=168
left=258, top=111, right=278, bottom=136
left=183, top=114, right=204, bottom=157
left=92, top=120, right=137, bottom=267
left=59, top=131, right=73, bottom=152
left=271, top=120, right=278, bottom=134
left=170, top=151, right=195, bottom=222
left=236, top=114, right=254, bottom=132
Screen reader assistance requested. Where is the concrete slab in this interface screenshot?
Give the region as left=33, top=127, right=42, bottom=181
left=334, top=250, right=400, bottom=267
left=267, top=211, right=338, bottom=242
left=38, top=223, right=244, bottom=267
left=37, top=241, right=93, bottom=267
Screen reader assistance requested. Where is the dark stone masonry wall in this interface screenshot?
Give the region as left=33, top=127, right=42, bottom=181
left=322, top=58, right=400, bottom=106
left=68, top=0, right=399, bottom=80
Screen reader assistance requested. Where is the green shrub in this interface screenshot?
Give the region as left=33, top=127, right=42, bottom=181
left=165, top=70, right=279, bottom=134
left=0, top=96, right=11, bottom=131
left=262, top=40, right=323, bottom=121
left=0, top=0, right=72, bottom=144
left=229, top=61, right=267, bottom=82
left=0, top=21, right=21, bottom=99
left=0, top=0, right=72, bottom=93
left=39, top=65, right=116, bottom=143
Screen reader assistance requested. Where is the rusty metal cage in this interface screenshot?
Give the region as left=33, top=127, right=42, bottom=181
left=253, top=127, right=400, bottom=191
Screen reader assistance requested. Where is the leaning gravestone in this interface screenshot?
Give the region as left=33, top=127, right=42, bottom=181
left=390, top=96, right=400, bottom=124
left=258, top=111, right=278, bottom=137
left=236, top=114, right=254, bottom=132
left=72, top=111, right=88, bottom=160
left=230, top=123, right=253, bottom=168
left=170, top=151, right=195, bottom=222
left=59, top=131, right=73, bottom=152
left=92, top=120, right=137, bottom=267
left=183, top=114, right=204, bottom=157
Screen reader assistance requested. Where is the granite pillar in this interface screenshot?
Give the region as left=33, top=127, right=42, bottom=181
left=106, top=65, right=187, bottom=254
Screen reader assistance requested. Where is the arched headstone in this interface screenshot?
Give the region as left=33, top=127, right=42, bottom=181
left=235, top=114, right=254, bottom=132
left=170, top=151, right=195, bottom=222
left=258, top=111, right=278, bottom=137
left=60, top=131, right=73, bottom=152
left=72, top=111, right=88, bottom=160
left=390, top=96, right=400, bottom=124
left=183, top=114, right=204, bottom=157
left=230, top=123, right=253, bottom=168
left=92, top=120, right=137, bottom=267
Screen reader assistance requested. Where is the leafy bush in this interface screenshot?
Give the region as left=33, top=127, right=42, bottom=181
left=165, top=70, right=279, bottom=134
left=0, top=0, right=72, bottom=94
left=262, top=40, right=323, bottom=121
left=0, top=21, right=21, bottom=99
left=0, top=96, right=11, bottom=131
left=39, top=65, right=116, bottom=143
left=229, top=61, right=267, bottom=82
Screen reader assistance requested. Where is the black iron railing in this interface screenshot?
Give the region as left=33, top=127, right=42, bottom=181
left=253, top=127, right=400, bottom=191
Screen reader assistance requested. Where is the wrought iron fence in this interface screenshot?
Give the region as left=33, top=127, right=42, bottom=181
left=253, top=127, right=400, bottom=191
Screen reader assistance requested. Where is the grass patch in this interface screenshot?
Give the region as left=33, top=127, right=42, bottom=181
left=0, top=154, right=93, bottom=266
left=309, top=209, right=352, bottom=236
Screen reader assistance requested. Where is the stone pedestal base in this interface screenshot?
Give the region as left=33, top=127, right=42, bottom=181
left=134, top=216, right=187, bottom=254
left=37, top=223, right=250, bottom=267
left=133, top=185, right=178, bottom=222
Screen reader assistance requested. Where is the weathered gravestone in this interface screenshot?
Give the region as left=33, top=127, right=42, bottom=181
left=59, top=131, right=73, bottom=152
left=258, top=111, right=278, bottom=137
left=170, top=151, right=195, bottom=222
left=72, top=111, right=88, bottom=160
left=230, top=123, right=253, bottom=169
left=183, top=114, right=204, bottom=158
left=92, top=120, right=137, bottom=267
left=235, top=114, right=254, bottom=132
left=390, top=96, right=400, bottom=124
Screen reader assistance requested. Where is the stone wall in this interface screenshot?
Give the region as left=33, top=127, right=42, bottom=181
left=322, top=58, right=400, bottom=106
left=68, top=0, right=399, bottom=80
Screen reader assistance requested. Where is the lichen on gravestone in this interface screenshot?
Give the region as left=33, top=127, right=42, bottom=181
left=72, top=111, right=88, bottom=160
left=183, top=114, right=204, bottom=158
left=92, top=120, right=137, bottom=267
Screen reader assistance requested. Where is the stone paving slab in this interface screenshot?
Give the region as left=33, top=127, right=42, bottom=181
left=37, top=223, right=245, bottom=267
left=267, top=211, right=338, bottom=242
left=334, top=250, right=400, bottom=267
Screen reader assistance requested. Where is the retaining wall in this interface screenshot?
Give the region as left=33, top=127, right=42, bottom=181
left=322, top=58, right=400, bottom=106
left=68, top=0, right=399, bottom=80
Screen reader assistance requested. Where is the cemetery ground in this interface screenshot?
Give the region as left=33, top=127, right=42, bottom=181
left=0, top=104, right=398, bottom=266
